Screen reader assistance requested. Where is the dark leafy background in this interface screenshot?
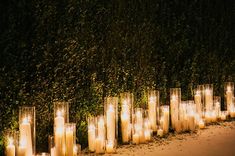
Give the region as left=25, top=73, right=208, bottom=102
left=0, top=0, right=234, bottom=153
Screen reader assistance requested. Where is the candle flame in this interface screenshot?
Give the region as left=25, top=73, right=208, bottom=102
left=56, top=110, right=63, bottom=117
left=227, top=86, right=231, bottom=92
left=22, top=117, right=29, bottom=124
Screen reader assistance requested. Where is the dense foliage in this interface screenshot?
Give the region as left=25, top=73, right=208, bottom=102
left=0, top=0, right=234, bottom=153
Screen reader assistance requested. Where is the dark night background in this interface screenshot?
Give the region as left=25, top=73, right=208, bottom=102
left=0, top=0, right=234, bottom=153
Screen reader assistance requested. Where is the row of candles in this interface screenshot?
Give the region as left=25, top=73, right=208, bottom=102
left=3, top=82, right=234, bottom=156
left=87, top=82, right=235, bottom=154
left=3, top=102, right=80, bottom=156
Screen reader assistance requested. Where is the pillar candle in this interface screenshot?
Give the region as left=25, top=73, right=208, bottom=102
left=198, top=120, right=205, bottom=129
left=121, top=111, right=130, bottom=143
left=88, top=124, right=95, bottom=152
left=148, top=96, right=157, bottom=131
left=6, top=138, right=15, bottom=156
left=163, top=110, right=169, bottom=134
left=55, top=110, right=65, bottom=128
left=226, top=86, right=233, bottom=112
left=205, top=89, right=213, bottom=112
left=50, top=147, right=55, bottom=156
left=170, top=95, right=178, bottom=129
left=65, top=128, right=74, bottom=156
left=194, top=92, right=202, bottom=116
left=188, top=116, right=195, bottom=131
left=157, top=129, right=164, bottom=137
left=144, top=130, right=151, bottom=141
left=132, top=133, right=140, bottom=144
left=17, top=139, right=26, bottom=156
left=106, top=141, right=114, bottom=153
left=106, top=104, right=115, bottom=142
left=20, top=117, right=32, bottom=156
left=55, top=127, right=64, bottom=156
left=95, top=137, right=104, bottom=154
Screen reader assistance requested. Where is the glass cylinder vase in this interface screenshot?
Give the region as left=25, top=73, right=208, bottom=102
left=19, top=106, right=36, bottom=156
left=120, top=92, right=133, bottom=143
left=147, top=90, right=160, bottom=132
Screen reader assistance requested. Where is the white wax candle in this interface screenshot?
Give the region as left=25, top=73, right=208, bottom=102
left=148, top=96, right=157, bottom=131
left=95, top=137, right=104, bottom=154
left=50, top=147, right=55, bottom=156
left=6, top=138, right=15, bottom=156
left=132, top=133, right=140, bottom=144
left=66, top=128, right=74, bottom=156
left=157, top=129, right=164, bottom=137
left=221, top=113, right=226, bottom=120
left=88, top=124, right=95, bottom=152
left=106, top=141, right=114, bottom=153
left=205, top=89, right=213, bottom=112
left=170, top=95, right=178, bottom=129
left=18, top=144, right=26, bottom=156
left=20, top=117, right=32, bottom=156
left=55, top=127, right=65, bottom=156
left=121, top=111, right=130, bottom=143
left=226, top=86, right=233, bottom=111
left=194, top=92, right=202, bottom=115
left=198, top=120, right=205, bottom=129
left=188, top=116, right=195, bottom=131
left=163, top=110, right=169, bottom=134
left=106, top=104, right=115, bottom=142
left=55, top=110, right=65, bottom=128
left=144, top=130, right=151, bottom=141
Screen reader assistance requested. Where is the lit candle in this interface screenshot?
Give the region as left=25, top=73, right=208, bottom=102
left=50, top=147, right=55, bottom=156
left=106, top=104, right=115, bottom=142
left=226, top=86, right=233, bottom=112
left=106, top=141, right=114, bottom=153
left=170, top=95, right=178, bottom=129
left=88, top=124, right=95, bottom=152
left=55, top=110, right=65, bottom=156
left=205, top=88, right=213, bottom=114
left=65, top=127, right=74, bottom=156
left=18, top=140, right=26, bottom=156
left=55, top=110, right=65, bottom=128
left=144, top=130, right=151, bottom=141
left=95, top=137, right=104, bottom=154
left=148, top=96, right=157, bottom=131
left=6, top=137, right=15, bottom=156
left=157, top=129, right=164, bottom=137
left=132, top=133, right=140, bottom=144
left=194, top=91, right=202, bottom=116
left=163, top=108, right=169, bottom=134
left=198, top=120, right=205, bottom=129
left=121, top=110, right=130, bottom=143
left=20, top=117, right=32, bottom=156
left=220, top=111, right=227, bottom=121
